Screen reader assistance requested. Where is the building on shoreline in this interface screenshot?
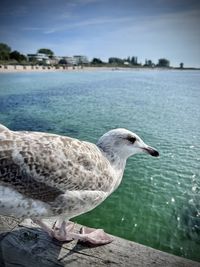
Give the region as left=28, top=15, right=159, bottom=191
left=73, top=55, right=89, bottom=65
left=26, top=53, right=89, bottom=66
left=157, top=58, right=170, bottom=68
left=27, top=53, right=49, bottom=63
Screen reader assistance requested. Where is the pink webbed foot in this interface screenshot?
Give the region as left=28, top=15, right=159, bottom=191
left=52, top=223, right=113, bottom=245
left=79, top=226, right=113, bottom=245
left=33, top=219, right=113, bottom=245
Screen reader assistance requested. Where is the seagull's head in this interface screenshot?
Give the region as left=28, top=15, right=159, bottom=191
left=97, top=128, right=159, bottom=160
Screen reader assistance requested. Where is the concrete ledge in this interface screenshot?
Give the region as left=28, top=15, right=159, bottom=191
left=0, top=216, right=199, bottom=267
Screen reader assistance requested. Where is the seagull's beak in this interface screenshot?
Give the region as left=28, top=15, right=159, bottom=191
left=142, top=145, right=159, bottom=157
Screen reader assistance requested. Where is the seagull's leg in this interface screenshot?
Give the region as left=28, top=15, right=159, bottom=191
left=32, top=219, right=54, bottom=237
left=52, top=219, right=75, bottom=241
left=32, top=218, right=75, bottom=241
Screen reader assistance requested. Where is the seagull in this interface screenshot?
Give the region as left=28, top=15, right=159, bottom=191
left=0, top=123, right=159, bottom=245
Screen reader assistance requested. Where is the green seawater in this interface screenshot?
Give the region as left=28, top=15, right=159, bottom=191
left=0, top=70, right=199, bottom=261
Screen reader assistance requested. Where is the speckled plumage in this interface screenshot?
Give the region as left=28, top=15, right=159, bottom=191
left=0, top=123, right=159, bottom=228
left=0, top=124, right=118, bottom=220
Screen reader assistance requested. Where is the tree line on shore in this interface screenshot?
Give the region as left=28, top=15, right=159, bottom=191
left=0, top=43, right=54, bottom=63
left=0, top=42, right=173, bottom=68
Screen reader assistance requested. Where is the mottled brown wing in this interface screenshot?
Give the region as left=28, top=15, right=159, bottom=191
left=0, top=141, right=64, bottom=202
left=0, top=129, right=112, bottom=203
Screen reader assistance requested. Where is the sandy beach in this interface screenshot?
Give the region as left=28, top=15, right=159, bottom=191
left=0, top=64, right=160, bottom=73
left=0, top=65, right=195, bottom=73
left=0, top=64, right=125, bottom=73
left=0, top=64, right=89, bottom=73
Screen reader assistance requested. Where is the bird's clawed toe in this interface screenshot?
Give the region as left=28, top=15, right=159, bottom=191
left=35, top=219, right=113, bottom=245
left=79, top=226, right=113, bottom=245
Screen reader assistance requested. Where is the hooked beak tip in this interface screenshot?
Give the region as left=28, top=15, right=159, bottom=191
left=143, top=147, right=159, bottom=157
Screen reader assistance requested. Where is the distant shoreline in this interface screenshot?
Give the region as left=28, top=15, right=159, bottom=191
left=0, top=64, right=200, bottom=73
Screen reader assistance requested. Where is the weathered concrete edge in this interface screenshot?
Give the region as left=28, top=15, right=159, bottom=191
left=0, top=216, right=200, bottom=267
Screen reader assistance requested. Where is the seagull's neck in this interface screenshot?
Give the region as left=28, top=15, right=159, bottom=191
left=97, top=144, right=127, bottom=190
left=97, top=143, right=126, bottom=168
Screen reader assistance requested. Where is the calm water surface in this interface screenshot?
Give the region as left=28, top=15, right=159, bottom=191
left=0, top=70, right=200, bottom=261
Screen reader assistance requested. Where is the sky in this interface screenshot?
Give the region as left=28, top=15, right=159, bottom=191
left=0, top=0, right=200, bottom=67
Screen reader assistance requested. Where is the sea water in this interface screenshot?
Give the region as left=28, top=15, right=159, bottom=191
left=0, top=70, right=199, bottom=261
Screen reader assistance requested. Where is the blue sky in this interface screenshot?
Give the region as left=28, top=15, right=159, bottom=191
left=0, top=0, right=200, bottom=67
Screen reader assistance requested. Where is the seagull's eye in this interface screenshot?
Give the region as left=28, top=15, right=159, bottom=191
left=127, top=136, right=136, bottom=144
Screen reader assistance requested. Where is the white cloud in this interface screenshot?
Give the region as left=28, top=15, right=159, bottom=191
left=43, top=16, right=134, bottom=34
